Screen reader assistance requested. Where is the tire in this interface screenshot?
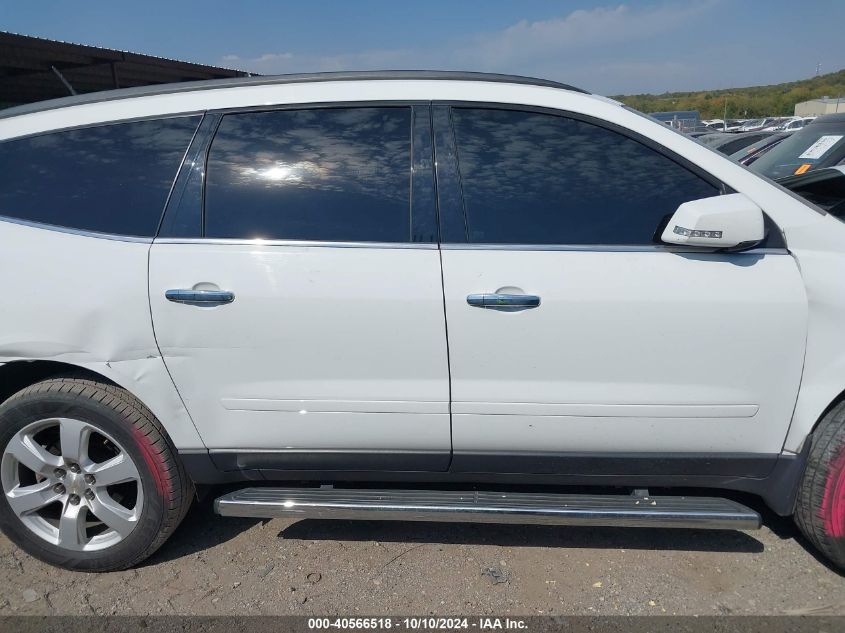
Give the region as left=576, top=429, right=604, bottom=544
left=0, top=377, right=193, bottom=571
left=795, top=401, right=845, bottom=570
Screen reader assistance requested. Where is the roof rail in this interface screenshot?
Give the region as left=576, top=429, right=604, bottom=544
left=0, top=70, right=589, bottom=120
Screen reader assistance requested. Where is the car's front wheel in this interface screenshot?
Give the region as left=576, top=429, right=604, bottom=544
left=795, top=401, right=845, bottom=570
left=0, top=376, right=192, bottom=571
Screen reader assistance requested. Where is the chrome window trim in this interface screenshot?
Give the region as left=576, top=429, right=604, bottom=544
left=152, top=237, right=784, bottom=254
left=153, top=237, right=438, bottom=249
left=0, top=216, right=786, bottom=255
left=0, top=215, right=153, bottom=244
left=439, top=243, right=788, bottom=255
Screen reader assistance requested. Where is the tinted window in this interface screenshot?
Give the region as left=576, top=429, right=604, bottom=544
left=205, top=107, right=412, bottom=241
left=783, top=170, right=845, bottom=217
left=0, top=117, right=200, bottom=236
left=717, top=133, right=770, bottom=156
left=450, top=108, right=719, bottom=244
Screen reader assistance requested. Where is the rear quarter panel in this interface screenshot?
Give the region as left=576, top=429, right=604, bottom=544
left=0, top=220, right=204, bottom=449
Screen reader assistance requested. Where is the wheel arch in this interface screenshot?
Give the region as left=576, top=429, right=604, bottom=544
left=806, top=386, right=845, bottom=446
left=0, top=360, right=110, bottom=404
left=0, top=359, right=205, bottom=451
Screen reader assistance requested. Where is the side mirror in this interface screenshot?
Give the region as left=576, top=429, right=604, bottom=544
left=661, top=193, right=765, bottom=250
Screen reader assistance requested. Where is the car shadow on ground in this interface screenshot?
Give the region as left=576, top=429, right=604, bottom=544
left=140, top=497, right=264, bottom=567
left=277, top=519, right=765, bottom=553
left=759, top=505, right=845, bottom=576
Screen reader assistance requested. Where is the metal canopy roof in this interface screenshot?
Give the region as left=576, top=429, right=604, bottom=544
left=0, top=31, right=251, bottom=109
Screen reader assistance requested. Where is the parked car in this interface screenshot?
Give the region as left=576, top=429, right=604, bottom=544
left=751, top=113, right=845, bottom=179
left=739, top=117, right=780, bottom=132
left=729, top=132, right=790, bottom=165
left=760, top=117, right=786, bottom=131
left=698, top=131, right=774, bottom=155
left=724, top=119, right=747, bottom=132
left=1, top=71, right=845, bottom=573
left=775, top=117, right=809, bottom=132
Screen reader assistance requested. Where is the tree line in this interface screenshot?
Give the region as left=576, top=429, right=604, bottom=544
left=614, top=68, right=845, bottom=119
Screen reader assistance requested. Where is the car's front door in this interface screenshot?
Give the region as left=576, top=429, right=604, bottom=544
left=149, top=105, right=452, bottom=471
left=433, top=105, right=807, bottom=477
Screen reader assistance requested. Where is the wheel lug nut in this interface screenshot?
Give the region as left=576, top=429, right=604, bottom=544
left=68, top=464, right=81, bottom=474
left=84, top=474, right=95, bottom=485
left=84, top=489, right=95, bottom=501
left=52, top=483, right=65, bottom=494
left=53, top=468, right=66, bottom=479
left=68, top=494, right=80, bottom=506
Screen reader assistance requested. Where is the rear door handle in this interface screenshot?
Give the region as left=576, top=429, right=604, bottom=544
left=165, top=289, right=235, bottom=305
left=466, top=293, right=541, bottom=309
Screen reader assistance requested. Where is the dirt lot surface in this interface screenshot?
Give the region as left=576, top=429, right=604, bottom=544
left=1, top=492, right=844, bottom=617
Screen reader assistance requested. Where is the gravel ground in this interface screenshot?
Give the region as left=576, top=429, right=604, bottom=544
left=0, top=492, right=843, bottom=616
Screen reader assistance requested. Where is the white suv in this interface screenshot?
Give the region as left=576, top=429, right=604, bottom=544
left=1, top=72, right=844, bottom=572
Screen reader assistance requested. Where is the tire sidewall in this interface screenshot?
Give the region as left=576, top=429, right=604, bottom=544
left=0, top=388, right=166, bottom=570
left=815, top=437, right=845, bottom=559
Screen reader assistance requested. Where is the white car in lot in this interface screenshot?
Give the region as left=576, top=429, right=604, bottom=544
left=1, top=71, right=844, bottom=572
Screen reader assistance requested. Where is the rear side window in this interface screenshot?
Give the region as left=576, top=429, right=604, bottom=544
left=204, top=107, right=412, bottom=241
left=0, top=116, right=200, bottom=237
left=450, top=108, right=719, bottom=245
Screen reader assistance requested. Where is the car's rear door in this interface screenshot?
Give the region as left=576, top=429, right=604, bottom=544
left=433, top=104, right=807, bottom=478
left=149, top=105, right=452, bottom=472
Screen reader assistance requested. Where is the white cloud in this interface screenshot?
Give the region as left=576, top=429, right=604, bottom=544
left=221, top=48, right=415, bottom=75
left=220, top=2, right=719, bottom=93
left=451, top=2, right=715, bottom=70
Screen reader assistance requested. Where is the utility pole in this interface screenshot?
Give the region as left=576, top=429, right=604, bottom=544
left=723, top=97, right=728, bottom=131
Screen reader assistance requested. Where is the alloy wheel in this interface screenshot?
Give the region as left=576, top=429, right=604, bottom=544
left=1, top=417, right=143, bottom=551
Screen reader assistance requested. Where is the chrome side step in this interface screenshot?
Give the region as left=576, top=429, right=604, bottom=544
left=214, top=488, right=761, bottom=530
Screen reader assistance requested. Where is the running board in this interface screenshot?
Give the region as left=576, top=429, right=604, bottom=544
left=214, top=488, right=761, bottom=530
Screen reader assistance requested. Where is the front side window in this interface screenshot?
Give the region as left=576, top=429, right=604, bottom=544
left=0, top=116, right=200, bottom=237
left=449, top=108, right=719, bottom=245
left=205, top=107, right=412, bottom=242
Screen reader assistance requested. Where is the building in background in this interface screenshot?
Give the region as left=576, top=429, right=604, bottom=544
left=794, top=96, right=845, bottom=117
left=0, top=31, right=251, bottom=109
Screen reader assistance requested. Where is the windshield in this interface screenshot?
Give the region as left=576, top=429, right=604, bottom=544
left=751, top=120, right=845, bottom=179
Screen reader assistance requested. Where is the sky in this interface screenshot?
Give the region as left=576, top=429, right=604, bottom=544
left=2, top=0, right=844, bottom=95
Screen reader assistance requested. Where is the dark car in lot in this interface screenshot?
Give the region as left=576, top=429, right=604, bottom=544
left=698, top=131, right=774, bottom=155
left=780, top=167, right=845, bottom=217
left=729, top=132, right=790, bottom=166
left=751, top=113, right=845, bottom=179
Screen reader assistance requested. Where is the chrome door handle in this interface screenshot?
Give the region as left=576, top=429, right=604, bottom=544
left=466, top=293, right=541, bottom=309
left=165, top=289, right=235, bottom=305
